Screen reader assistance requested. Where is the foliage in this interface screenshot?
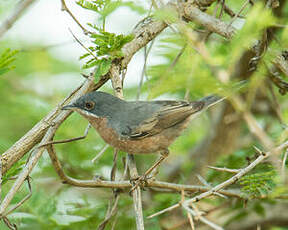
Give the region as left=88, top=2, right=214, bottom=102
left=76, top=0, right=145, bottom=19
left=239, top=170, right=277, bottom=198
left=0, top=48, right=18, bottom=75
left=1, top=0, right=288, bottom=229
left=76, top=0, right=137, bottom=80
left=80, top=29, right=133, bottom=79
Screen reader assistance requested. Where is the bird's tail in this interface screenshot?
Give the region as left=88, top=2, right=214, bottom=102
left=198, top=95, right=225, bottom=109
left=198, top=80, right=248, bottom=109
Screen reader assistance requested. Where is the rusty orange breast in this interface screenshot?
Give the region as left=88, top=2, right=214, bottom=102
left=83, top=116, right=189, bottom=154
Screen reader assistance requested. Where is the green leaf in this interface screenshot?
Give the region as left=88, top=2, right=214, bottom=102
left=2, top=160, right=25, bottom=184
left=80, top=30, right=133, bottom=71
left=76, top=0, right=106, bottom=13
left=0, top=48, right=18, bottom=75
left=94, top=58, right=112, bottom=80
left=82, top=59, right=98, bottom=69
left=79, top=53, right=91, bottom=60
left=0, top=67, right=9, bottom=75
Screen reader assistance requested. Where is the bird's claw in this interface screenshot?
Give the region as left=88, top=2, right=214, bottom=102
left=129, top=175, right=149, bottom=194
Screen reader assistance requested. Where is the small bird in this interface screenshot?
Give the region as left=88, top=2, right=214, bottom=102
left=62, top=91, right=223, bottom=189
left=62, top=91, right=223, bottom=154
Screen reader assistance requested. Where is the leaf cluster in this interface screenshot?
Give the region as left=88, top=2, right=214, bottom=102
left=76, top=0, right=145, bottom=19
left=239, top=169, right=277, bottom=198
left=76, top=0, right=141, bottom=79
left=80, top=29, right=133, bottom=79
left=0, top=48, right=18, bottom=75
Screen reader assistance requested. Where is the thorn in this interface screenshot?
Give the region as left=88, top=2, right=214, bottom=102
left=81, top=73, right=89, bottom=79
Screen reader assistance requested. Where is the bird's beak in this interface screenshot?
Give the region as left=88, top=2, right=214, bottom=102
left=62, top=104, right=77, bottom=111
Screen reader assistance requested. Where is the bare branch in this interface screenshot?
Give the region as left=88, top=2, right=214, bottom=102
left=147, top=203, right=180, bottom=219
left=183, top=140, right=288, bottom=206
left=60, top=0, right=89, bottom=35
left=182, top=3, right=236, bottom=39
left=152, top=141, right=288, bottom=219
left=4, top=177, right=32, bottom=216
left=207, top=166, right=241, bottom=173
left=91, top=144, right=110, bottom=163
left=0, top=0, right=36, bottom=39
left=39, top=123, right=91, bottom=147
left=127, top=155, right=145, bottom=230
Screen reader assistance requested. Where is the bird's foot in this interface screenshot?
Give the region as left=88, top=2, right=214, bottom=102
left=129, top=175, right=150, bottom=194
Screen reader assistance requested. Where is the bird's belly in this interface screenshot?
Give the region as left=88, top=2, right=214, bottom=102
left=100, top=127, right=173, bottom=154
left=88, top=118, right=182, bottom=154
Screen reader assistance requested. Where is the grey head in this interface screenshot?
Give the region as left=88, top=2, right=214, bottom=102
left=62, top=91, right=126, bottom=119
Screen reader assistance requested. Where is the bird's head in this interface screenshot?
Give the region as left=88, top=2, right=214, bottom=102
left=62, top=91, right=123, bottom=119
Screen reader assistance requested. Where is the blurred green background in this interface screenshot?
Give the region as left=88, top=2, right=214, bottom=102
left=1, top=0, right=288, bottom=229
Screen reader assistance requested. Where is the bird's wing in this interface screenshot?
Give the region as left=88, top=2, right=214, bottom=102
left=126, top=100, right=204, bottom=139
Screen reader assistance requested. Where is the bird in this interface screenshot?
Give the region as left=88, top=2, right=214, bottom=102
left=62, top=91, right=224, bottom=190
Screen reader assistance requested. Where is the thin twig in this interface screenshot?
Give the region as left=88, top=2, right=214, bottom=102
left=207, top=166, right=241, bottom=173
left=151, top=141, right=288, bottom=219
left=92, top=144, right=110, bottom=163
left=223, top=3, right=245, bottom=18
left=98, top=149, right=120, bottom=230
left=184, top=205, right=224, bottom=230
left=137, top=40, right=155, bottom=99
left=197, top=174, right=227, bottom=199
left=228, top=0, right=250, bottom=27
left=68, top=28, right=97, bottom=60
left=111, top=149, right=119, bottom=181
left=97, top=195, right=120, bottom=230
left=128, top=155, right=145, bottom=230
left=0, top=75, right=95, bottom=216
left=4, top=177, right=32, bottom=216
left=147, top=203, right=181, bottom=219
left=39, top=123, right=91, bottom=147
left=40, top=145, right=244, bottom=197
left=182, top=141, right=288, bottom=204
left=60, top=0, right=89, bottom=35
left=187, top=212, right=195, bottom=230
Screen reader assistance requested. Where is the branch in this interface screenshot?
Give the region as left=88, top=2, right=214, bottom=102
left=0, top=75, right=94, bottom=216
left=1, top=7, right=167, bottom=175
left=60, top=0, right=89, bottom=35
left=127, top=155, right=145, bottom=230
left=1, top=0, right=251, bottom=175
left=0, top=0, right=36, bottom=39
left=150, top=141, right=288, bottom=219
left=45, top=143, right=242, bottom=197
left=182, top=140, right=288, bottom=207
left=109, top=55, right=145, bottom=229
left=182, top=3, right=236, bottom=39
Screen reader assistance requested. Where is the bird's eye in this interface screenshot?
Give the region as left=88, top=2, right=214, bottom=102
left=85, top=101, right=95, bottom=110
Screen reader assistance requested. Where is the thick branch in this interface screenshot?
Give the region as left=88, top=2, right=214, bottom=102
left=182, top=3, right=236, bottom=39
left=46, top=142, right=242, bottom=198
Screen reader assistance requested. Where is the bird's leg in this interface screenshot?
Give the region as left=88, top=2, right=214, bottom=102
left=130, top=149, right=169, bottom=192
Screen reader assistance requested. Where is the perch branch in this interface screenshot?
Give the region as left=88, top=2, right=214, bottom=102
left=110, top=57, right=145, bottom=230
